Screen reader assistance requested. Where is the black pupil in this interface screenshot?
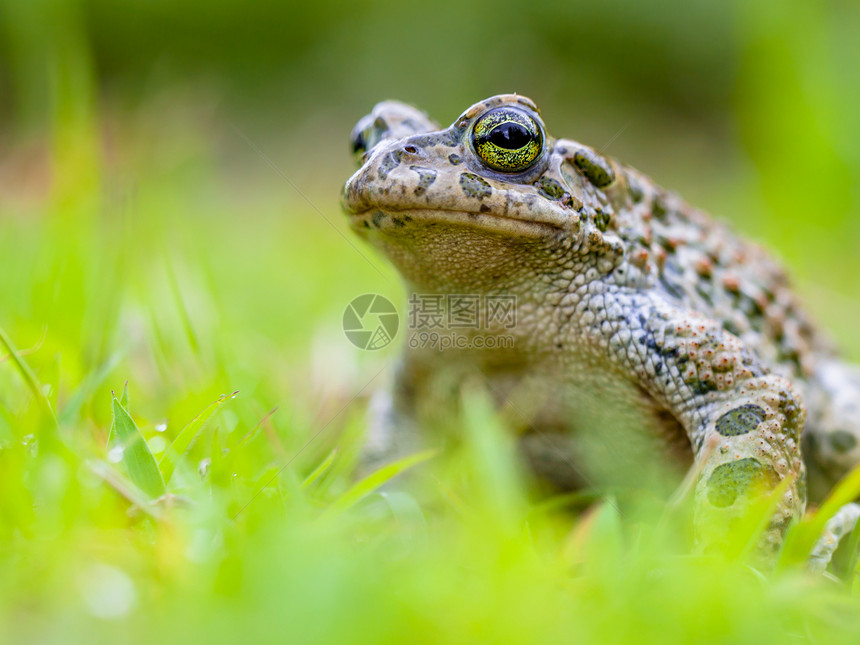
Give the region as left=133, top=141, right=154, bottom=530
left=488, top=121, right=532, bottom=149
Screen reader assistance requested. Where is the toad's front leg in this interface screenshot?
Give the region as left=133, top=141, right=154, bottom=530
left=605, top=293, right=806, bottom=551
left=691, top=372, right=805, bottom=552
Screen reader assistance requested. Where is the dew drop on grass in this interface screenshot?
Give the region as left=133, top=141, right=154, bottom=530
left=155, top=422, right=167, bottom=433
left=107, top=445, right=124, bottom=463
left=148, top=434, right=167, bottom=454
left=198, top=458, right=211, bottom=478
left=22, top=434, right=37, bottom=456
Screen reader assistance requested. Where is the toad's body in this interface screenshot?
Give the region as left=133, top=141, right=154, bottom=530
left=341, top=94, right=860, bottom=551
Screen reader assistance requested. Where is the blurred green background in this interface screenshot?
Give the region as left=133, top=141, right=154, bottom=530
left=1, top=0, right=860, bottom=643
left=3, top=0, right=860, bottom=346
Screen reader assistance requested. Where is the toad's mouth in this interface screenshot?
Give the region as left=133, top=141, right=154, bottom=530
left=346, top=206, right=575, bottom=239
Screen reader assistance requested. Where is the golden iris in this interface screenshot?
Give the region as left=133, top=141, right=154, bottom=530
left=471, top=107, right=543, bottom=173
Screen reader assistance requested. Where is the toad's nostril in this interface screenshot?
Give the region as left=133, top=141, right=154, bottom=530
left=403, top=145, right=418, bottom=154
left=351, top=132, right=367, bottom=155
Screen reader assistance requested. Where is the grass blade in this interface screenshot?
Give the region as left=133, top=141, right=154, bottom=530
left=87, top=459, right=161, bottom=520
left=734, top=476, right=794, bottom=562
left=159, top=391, right=235, bottom=484
left=780, top=460, right=860, bottom=568
left=833, top=512, right=860, bottom=584
left=111, top=393, right=165, bottom=499
left=59, top=352, right=124, bottom=427
left=326, top=449, right=435, bottom=514
left=301, top=447, right=339, bottom=490
left=106, top=382, right=129, bottom=446
left=0, top=325, right=58, bottom=432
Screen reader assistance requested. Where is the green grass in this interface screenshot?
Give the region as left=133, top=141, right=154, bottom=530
left=3, top=2, right=860, bottom=638
left=2, top=111, right=860, bottom=644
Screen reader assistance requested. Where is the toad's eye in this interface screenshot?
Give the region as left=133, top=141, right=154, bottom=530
left=471, top=107, right=543, bottom=173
